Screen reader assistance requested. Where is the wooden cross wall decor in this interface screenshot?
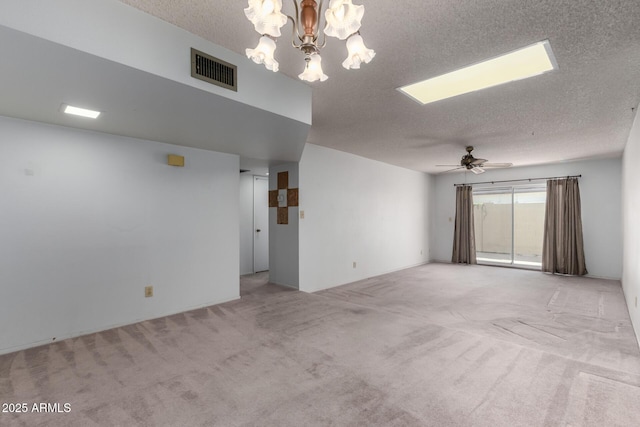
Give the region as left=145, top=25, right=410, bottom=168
left=269, top=171, right=299, bottom=224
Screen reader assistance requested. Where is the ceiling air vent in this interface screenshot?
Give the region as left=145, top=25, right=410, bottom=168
left=191, top=48, right=237, bottom=92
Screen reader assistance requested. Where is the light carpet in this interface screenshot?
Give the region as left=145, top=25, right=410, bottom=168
left=1, top=264, right=639, bottom=426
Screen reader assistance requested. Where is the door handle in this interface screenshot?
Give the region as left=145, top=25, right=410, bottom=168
left=256, top=229, right=261, bottom=232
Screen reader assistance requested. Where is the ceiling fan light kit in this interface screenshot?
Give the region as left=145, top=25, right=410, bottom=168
left=244, top=0, right=375, bottom=82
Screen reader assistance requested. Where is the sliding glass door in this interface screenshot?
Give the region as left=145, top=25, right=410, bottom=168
left=474, top=189, right=512, bottom=264
left=473, top=185, right=546, bottom=268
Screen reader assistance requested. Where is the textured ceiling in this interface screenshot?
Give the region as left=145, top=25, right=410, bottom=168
left=118, top=1, right=640, bottom=172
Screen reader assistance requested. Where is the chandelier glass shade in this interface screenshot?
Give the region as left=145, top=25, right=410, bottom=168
left=244, top=0, right=375, bottom=82
left=246, top=35, right=280, bottom=71
left=323, top=0, right=364, bottom=40
left=342, top=34, right=374, bottom=69
left=298, top=54, right=328, bottom=82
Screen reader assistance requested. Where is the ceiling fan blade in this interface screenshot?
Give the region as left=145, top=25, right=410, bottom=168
left=438, top=166, right=465, bottom=174
left=481, top=163, right=513, bottom=168
left=470, top=158, right=488, bottom=165
left=435, top=148, right=512, bottom=173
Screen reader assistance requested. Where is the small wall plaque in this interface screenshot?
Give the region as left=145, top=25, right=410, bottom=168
left=269, top=171, right=299, bottom=224
left=168, top=154, right=185, bottom=167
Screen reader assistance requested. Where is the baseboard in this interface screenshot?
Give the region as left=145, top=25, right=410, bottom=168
left=632, top=319, right=640, bottom=353
left=620, top=281, right=640, bottom=352
left=382, top=260, right=432, bottom=275
left=271, top=281, right=299, bottom=290
left=585, top=274, right=622, bottom=281
left=303, top=260, right=432, bottom=294
left=0, top=295, right=240, bottom=356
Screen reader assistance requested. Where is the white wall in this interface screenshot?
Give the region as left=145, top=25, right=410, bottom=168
left=269, top=163, right=299, bottom=289
left=239, top=173, right=254, bottom=275
left=0, top=116, right=240, bottom=354
left=299, top=144, right=433, bottom=293
left=0, top=0, right=311, bottom=125
left=433, top=158, right=623, bottom=279
left=622, top=106, right=640, bottom=346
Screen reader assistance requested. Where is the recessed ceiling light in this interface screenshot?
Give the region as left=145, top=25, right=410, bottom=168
left=62, top=104, right=101, bottom=119
left=398, top=40, right=557, bottom=105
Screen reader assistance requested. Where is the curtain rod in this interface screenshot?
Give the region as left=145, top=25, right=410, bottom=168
left=453, top=174, right=581, bottom=187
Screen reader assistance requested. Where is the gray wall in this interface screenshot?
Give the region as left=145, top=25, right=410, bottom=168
left=269, top=163, right=299, bottom=289
left=0, top=115, right=240, bottom=354
left=298, top=144, right=433, bottom=292
left=622, top=105, right=640, bottom=347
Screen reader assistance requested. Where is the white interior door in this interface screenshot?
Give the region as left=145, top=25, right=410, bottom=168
left=253, top=177, right=269, bottom=272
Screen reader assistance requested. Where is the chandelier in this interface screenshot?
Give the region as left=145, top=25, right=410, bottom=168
left=244, top=0, right=375, bottom=82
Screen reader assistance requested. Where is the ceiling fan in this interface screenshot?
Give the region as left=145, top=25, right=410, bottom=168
left=437, top=146, right=513, bottom=174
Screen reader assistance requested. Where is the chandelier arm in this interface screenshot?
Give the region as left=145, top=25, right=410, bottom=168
left=288, top=15, right=303, bottom=47
left=318, top=31, right=327, bottom=49
left=290, top=0, right=302, bottom=41
left=316, top=0, right=326, bottom=47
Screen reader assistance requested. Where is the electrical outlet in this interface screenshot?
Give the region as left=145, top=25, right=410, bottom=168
left=353, top=262, right=356, bottom=268
left=420, top=249, right=423, bottom=255
left=636, top=296, right=638, bottom=308
left=300, top=210, right=305, bottom=219
left=145, top=286, right=153, bottom=298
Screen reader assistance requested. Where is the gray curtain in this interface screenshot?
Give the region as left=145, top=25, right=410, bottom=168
left=542, top=178, right=587, bottom=275
left=452, top=185, right=477, bottom=264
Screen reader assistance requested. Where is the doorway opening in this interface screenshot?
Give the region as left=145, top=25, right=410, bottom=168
left=473, top=184, right=546, bottom=268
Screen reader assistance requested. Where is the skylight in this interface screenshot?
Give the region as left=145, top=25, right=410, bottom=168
left=398, top=40, right=557, bottom=105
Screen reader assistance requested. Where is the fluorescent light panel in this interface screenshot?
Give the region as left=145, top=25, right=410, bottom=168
left=398, top=40, right=557, bottom=105
left=63, top=104, right=101, bottom=119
